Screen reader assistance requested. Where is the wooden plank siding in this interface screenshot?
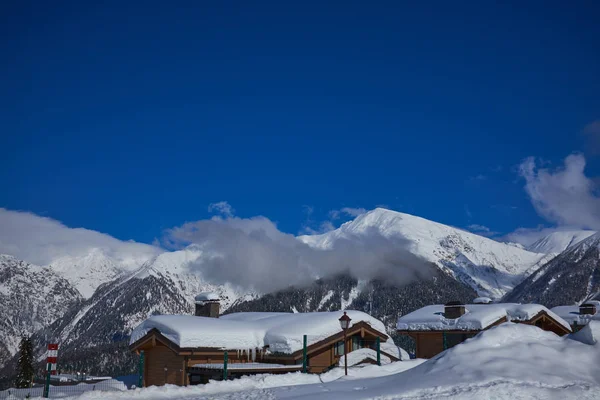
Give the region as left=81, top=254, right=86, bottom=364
left=145, top=344, right=185, bottom=387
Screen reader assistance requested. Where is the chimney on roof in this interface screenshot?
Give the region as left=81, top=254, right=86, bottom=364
left=194, top=292, right=220, bottom=318
left=444, top=301, right=466, bottom=319
left=580, top=303, right=597, bottom=316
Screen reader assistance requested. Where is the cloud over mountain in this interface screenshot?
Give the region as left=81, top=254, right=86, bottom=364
left=0, top=208, right=161, bottom=267
left=519, top=153, right=600, bottom=230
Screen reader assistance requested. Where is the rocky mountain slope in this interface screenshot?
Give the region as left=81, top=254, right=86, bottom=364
left=0, top=255, right=81, bottom=369
left=503, top=233, right=600, bottom=307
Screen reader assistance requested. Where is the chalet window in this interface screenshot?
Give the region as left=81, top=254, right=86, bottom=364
left=445, top=333, right=474, bottom=349
left=352, top=336, right=360, bottom=351
left=334, top=340, right=345, bottom=356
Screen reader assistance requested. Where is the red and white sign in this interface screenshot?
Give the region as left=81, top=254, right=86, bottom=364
left=47, top=344, right=59, bottom=375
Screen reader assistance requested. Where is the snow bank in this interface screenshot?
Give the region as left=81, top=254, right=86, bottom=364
left=397, top=303, right=571, bottom=332
left=130, top=311, right=398, bottom=356
left=338, top=348, right=391, bottom=367
left=51, top=361, right=424, bottom=400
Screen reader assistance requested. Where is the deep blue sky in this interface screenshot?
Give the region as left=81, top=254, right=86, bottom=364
left=1, top=1, right=599, bottom=243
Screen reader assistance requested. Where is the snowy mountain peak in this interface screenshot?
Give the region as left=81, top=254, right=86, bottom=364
left=526, top=230, right=597, bottom=254
left=300, top=208, right=552, bottom=299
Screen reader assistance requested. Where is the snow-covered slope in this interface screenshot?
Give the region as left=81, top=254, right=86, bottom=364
left=504, top=233, right=600, bottom=307
left=526, top=230, right=596, bottom=254
left=46, top=248, right=159, bottom=299
left=300, top=208, right=552, bottom=298
left=0, top=255, right=81, bottom=367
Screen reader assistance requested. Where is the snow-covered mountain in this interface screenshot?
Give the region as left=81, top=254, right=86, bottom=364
left=0, top=255, right=81, bottom=369
left=300, top=208, right=553, bottom=298
left=526, top=230, right=596, bottom=254
left=504, top=233, right=600, bottom=307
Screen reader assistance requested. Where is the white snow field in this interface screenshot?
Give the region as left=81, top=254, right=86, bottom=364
left=46, top=321, right=600, bottom=400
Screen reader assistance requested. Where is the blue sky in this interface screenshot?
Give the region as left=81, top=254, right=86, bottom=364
left=1, top=1, right=599, bottom=245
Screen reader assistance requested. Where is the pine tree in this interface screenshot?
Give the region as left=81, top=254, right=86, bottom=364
left=15, top=335, right=34, bottom=388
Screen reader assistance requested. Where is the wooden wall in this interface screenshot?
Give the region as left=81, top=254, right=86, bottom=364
left=414, top=333, right=444, bottom=359
left=144, top=344, right=185, bottom=387
left=309, top=346, right=333, bottom=373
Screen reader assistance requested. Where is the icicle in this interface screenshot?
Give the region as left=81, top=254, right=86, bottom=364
left=247, top=348, right=250, bottom=362
left=252, top=347, right=256, bottom=362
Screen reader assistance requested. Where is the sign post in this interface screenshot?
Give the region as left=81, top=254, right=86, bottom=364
left=376, top=337, right=381, bottom=366
left=43, top=363, right=52, bottom=398
left=138, top=350, right=145, bottom=388
left=302, top=335, right=307, bottom=373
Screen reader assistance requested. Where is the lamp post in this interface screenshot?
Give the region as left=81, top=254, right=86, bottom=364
left=339, top=312, right=351, bottom=376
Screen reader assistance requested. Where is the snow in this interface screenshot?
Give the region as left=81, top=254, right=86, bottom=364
left=299, top=208, right=553, bottom=298
left=195, top=292, right=220, bottom=303
left=472, top=296, right=492, bottom=304
left=130, top=311, right=398, bottom=356
left=526, top=230, right=596, bottom=254
left=44, top=322, right=600, bottom=400
left=397, top=303, right=571, bottom=332
left=551, top=303, right=600, bottom=326
left=338, top=348, right=391, bottom=367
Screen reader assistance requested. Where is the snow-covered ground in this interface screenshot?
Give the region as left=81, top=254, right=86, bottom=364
left=29, top=321, right=600, bottom=400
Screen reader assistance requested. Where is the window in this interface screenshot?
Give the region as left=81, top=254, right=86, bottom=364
left=352, top=336, right=360, bottom=351
left=334, top=341, right=345, bottom=356
left=445, top=333, right=474, bottom=349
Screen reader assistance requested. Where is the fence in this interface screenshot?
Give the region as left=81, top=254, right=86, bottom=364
left=0, top=376, right=136, bottom=399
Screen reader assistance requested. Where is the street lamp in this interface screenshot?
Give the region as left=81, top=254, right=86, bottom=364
left=339, top=312, right=351, bottom=376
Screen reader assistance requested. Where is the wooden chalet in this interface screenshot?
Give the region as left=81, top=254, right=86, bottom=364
left=129, top=293, right=399, bottom=386
left=397, top=300, right=572, bottom=359
left=551, top=301, right=600, bottom=332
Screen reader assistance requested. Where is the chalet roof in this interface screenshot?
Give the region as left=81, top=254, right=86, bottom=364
left=397, top=303, right=571, bottom=332
left=551, top=301, right=600, bottom=326
left=130, top=310, right=398, bottom=356
left=194, top=292, right=219, bottom=303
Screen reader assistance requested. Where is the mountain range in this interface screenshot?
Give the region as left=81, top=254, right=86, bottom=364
left=1, top=208, right=597, bottom=385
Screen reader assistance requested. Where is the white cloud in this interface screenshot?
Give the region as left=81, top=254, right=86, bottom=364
left=208, top=201, right=234, bottom=218
left=340, top=207, right=367, bottom=217
left=519, top=154, right=600, bottom=230
left=466, top=224, right=499, bottom=237
left=0, top=208, right=161, bottom=266
left=163, top=214, right=433, bottom=293
left=502, top=226, right=577, bottom=247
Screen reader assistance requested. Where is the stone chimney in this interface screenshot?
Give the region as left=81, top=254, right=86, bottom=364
left=194, top=292, right=220, bottom=318
left=444, top=301, right=466, bottom=319
left=580, top=303, right=597, bottom=315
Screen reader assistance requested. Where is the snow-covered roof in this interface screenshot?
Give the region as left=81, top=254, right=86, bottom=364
left=551, top=302, right=600, bottom=326
left=473, top=297, right=492, bottom=304
left=130, top=311, right=397, bottom=355
left=195, top=292, right=220, bottom=302
left=396, top=303, right=571, bottom=332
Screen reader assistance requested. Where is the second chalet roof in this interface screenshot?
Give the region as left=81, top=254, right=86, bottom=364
left=130, top=310, right=396, bottom=355
left=396, top=303, right=571, bottom=332
left=551, top=301, right=600, bottom=326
